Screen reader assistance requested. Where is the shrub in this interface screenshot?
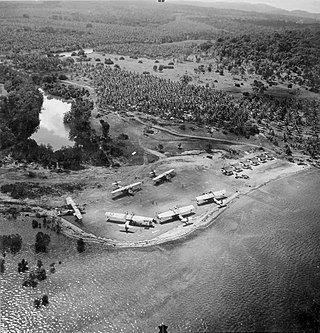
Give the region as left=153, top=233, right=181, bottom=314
left=35, top=232, right=50, bottom=253
left=77, top=238, right=85, bottom=253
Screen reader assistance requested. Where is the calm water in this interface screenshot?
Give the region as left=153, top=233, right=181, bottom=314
left=31, top=89, right=73, bottom=150
left=1, top=169, right=320, bottom=332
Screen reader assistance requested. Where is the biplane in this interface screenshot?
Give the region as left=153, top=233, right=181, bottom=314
left=105, top=212, right=155, bottom=232
left=196, top=190, right=226, bottom=206
left=64, top=196, right=83, bottom=221
left=111, top=181, right=142, bottom=197
left=151, top=169, right=175, bottom=184
left=157, top=205, right=195, bottom=225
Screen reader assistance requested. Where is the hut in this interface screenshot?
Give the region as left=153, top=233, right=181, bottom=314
left=240, top=160, right=251, bottom=169
left=221, top=166, right=234, bottom=176
left=249, top=157, right=260, bottom=166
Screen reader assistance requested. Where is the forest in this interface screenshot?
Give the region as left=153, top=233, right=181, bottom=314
left=0, top=1, right=319, bottom=166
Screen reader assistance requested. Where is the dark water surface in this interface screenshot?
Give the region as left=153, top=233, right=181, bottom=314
left=1, top=169, right=320, bottom=332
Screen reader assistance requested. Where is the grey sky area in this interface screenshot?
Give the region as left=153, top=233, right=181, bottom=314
left=173, top=0, right=320, bottom=13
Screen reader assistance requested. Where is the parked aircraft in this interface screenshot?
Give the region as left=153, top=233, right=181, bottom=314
left=152, top=169, right=175, bottom=184
left=65, top=196, right=83, bottom=221
left=196, top=190, right=226, bottom=206
left=157, top=205, right=194, bottom=225
left=111, top=181, right=142, bottom=196
left=105, top=211, right=155, bottom=232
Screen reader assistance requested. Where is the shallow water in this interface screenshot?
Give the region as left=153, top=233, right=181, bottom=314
left=31, top=89, right=73, bottom=150
left=1, top=169, right=320, bottom=332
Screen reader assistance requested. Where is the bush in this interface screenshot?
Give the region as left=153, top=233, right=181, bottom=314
left=0, top=259, right=5, bottom=273
left=77, top=238, right=85, bottom=253
left=34, top=299, right=41, bottom=308
left=32, top=219, right=38, bottom=229
left=0, top=234, right=22, bottom=254
left=35, top=232, right=50, bottom=253
left=58, top=74, right=68, bottom=80
left=42, top=295, right=49, bottom=306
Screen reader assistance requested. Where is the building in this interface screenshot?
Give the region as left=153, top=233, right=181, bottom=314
left=232, top=163, right=243, bottom=172
left=240, top=160, right=252, bottom=169
left=221, top=166, right=234, bottom=176
left=249, top=157, right=260, bottom=166
left=258, top=154, right=267, bottom=163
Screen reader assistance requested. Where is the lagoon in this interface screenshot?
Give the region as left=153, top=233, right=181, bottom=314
left=31, top=89, right=73, bottom=151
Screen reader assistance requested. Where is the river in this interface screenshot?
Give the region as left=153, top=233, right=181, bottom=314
left=31, top=89, right=73, bottom=151
left=1, top=168, right=320, bottom=332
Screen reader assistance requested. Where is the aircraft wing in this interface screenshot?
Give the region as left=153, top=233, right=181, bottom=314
left=213, top=190, right=226, bottom=200
left=153, top=169, right=175, bottom=182
left=157, top=205, right=194, bottom=221
left=157, top=209, right=177, bottom=220
left=176, top=205, right=195, bottom=216
left=111, top=182, right=142, bottom=194
left=66, top=196, right=82, bottom=221
left=105, top=212, right=127, bottom=223
left=196, top=192, right=214, bottom=202
left=66, top=196, right=76, bottom=206
left=132, top=215, right=155, bottom=224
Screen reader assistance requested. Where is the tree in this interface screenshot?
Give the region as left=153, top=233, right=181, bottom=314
left=35, top=232, right=50, bottom=253
left=32, top=219, right=38, bottom=229
left=34, top=299, right=41, bottom=308
left=285, top=144, right=292, bottom=156
left=36, top=267, right=47, bottom=281
left=42, top=294, right=49, bottom=306
left=180, top=74, right=192, bottom=85
left=1, top=234, right=22, bottom=254
left=158, top=144, right=164, bottom=152
left=77, top=238, right=85, bottom=253
left=0, top=259, right=5, bottom=274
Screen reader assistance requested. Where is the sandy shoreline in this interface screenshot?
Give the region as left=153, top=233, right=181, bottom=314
left=56, top=161, right=312, bottom=249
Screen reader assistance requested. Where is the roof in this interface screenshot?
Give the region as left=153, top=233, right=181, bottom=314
left=233, top=163, right=242, bottom=169
left=222, top=166, right=233, bottom=172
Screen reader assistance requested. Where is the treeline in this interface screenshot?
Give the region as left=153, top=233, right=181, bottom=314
left=0, top=65, right=43, bottom=149
left=1, top=1, right=316, bottom=58
left=1, top=182, right=83, bottom=199
left=212, top=29, right=320, bottom=92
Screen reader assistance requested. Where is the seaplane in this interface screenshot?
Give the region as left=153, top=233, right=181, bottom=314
left=61, top=196, right=84, bottom=221
left=151, top=169, right=175, bottom=184
left=156, top=205, right=195, bottom=226
left=196, top=190, right=226, bottom=206
left=105, top=212, right=155, bottom=233
left=111, top=181, right=142, bottom=197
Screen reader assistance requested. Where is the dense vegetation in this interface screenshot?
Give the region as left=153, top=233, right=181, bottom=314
left=0, top=234, right=22, bottom=254
left=0, top=1, right=319, bottom=164
left=0, top=65, right=43, bottom=149
left=93, top=65, right=259, bottom=137
left=212, top=29, right=320, bottom=92
left=0, top=182, right=84, bottom=199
